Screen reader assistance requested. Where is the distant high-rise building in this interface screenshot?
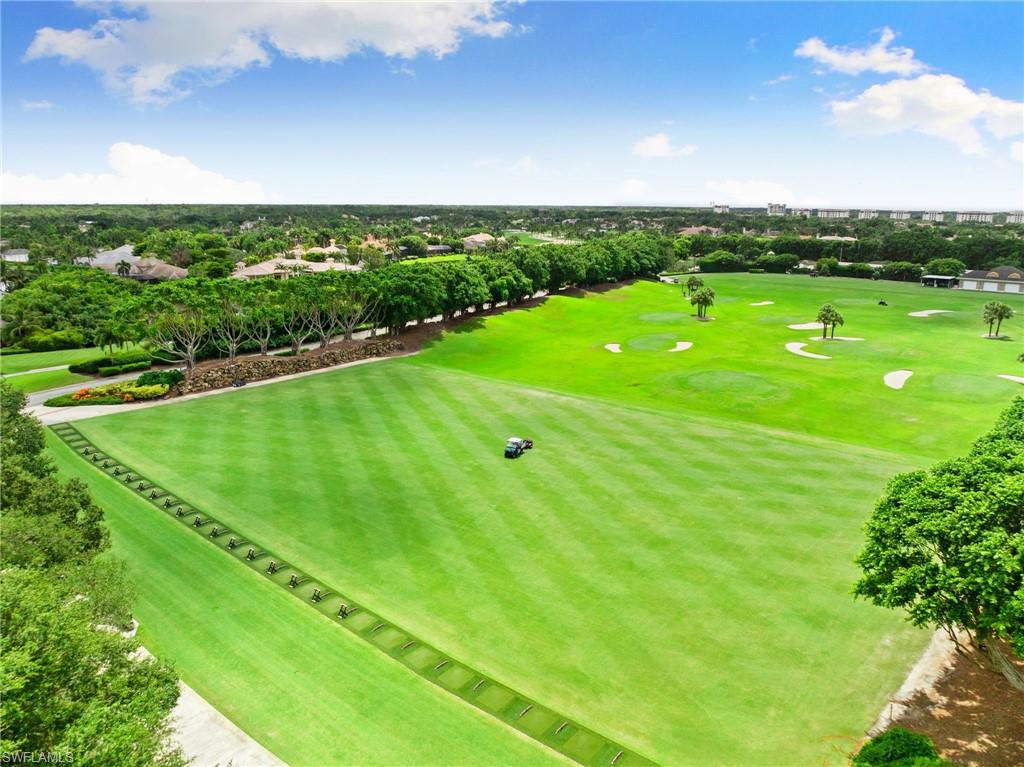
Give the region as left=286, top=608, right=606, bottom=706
left=817, top=209, right=850, bottom=219
left=956, top=211, right=994, bottom=223
left=712, top=204, right=730, bottom=214
left=766, top=203, right=786, bottom=216
left=922, top=212, right=945, bottom=222
left=791, top=208, right=811, bottom=218
left=1005, top=212, right=1024, bottom=225
left=889, top=211, right=911, bottom=221
left=858, top=210, right=878, bottom=220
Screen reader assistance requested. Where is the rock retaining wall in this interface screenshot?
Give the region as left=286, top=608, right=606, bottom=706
left=172, top=340, right=404, bottom=395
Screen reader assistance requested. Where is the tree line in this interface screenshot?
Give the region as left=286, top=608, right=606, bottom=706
left=0, top=383, right=185, bottom=764
left=1, top=233, right=674, bottom=360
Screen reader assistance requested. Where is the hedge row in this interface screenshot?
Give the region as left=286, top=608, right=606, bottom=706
left=97, top=360, right=151, bottom=377
left=69, top=350, right=152, bottom=375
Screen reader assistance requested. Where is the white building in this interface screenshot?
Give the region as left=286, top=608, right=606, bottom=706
left=889, top=211, right=911, bottom=221
left=463, top=232, right=496, bottom=250
left=922, top=212, right=945, bottom=223
left=766, top=203, right=786, bottom=217
left=958, top=266, right=1023, bottom=293
left=858, top=210, right=878, bottom=220
left=1005, top=212, right=1024, bottom=225
left=956, top=211, right=994, bottom=224
left=791, top=208, right=811, bottom=218
left=712, top=204, right=730, bottom=214
left=817, top=209, right=850, bottom=219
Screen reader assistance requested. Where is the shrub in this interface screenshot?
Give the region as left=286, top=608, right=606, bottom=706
left=0, top=347, right=30, bottom=356
left=120, top=384, right=169, bottom=401
left=698, top=250, right=747, bottom=273
left=69, top=350, right=152, bottom=375
left=880, top=261, right=923, bottom=282
left=845, top=263, right=876, bottom=279
left=97, top=361, right=151, bottom=377
left=853, top=728, right=947, bottom=767
left=136, top=369, right=184, bottom=387
left=754, top=253, right=800, bottom=273
left=22, top=329, right=86, bottom=352
left=44, top=394, right=125, bottom=407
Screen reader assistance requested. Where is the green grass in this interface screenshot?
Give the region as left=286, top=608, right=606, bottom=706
left=52, top=274, right=1023, bottom=766
left=0, top=345, right=139, bottom=375
left=401, top=254, right=468, bottom=264
left=505, top=231, right=550, bottom=245
left=2, top=367, right=91, bottom=393
left=47, top=432, right=563, bottom=767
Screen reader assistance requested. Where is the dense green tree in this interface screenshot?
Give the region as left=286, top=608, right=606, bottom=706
left=685, top=275, right=704, bottom=296
left=854, top=397, right=1024, bottom=691
left=698, top=250, right=746, bottom=273
left=923, top=258, right=966, bottom=276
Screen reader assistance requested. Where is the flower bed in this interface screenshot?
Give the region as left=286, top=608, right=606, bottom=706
left=44, top=381, right=170, bottom=407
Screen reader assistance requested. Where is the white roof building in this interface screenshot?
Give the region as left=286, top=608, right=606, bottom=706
left=922, top=212, right=945, bottom=223
left=81, top=244, right=139, bottom=273
left=889, top=211, right=911, bottom=221
left=462, top=232, right=496, bottom=250
left=858, top=210, right=878, bottom=220
left=1005, top=212, right=1024, bottom=225
left=232, top=258, right=361, bottom=280
left=817, top=209, right=850, bottom=219
left=956, top=211, right=994, bottom=223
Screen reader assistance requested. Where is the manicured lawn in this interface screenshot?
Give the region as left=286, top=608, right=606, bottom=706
left=47, top=433, right=563, bottom=767
left=506, top=231, right=550, bottom=245
left=1, top=367, right=91, bottom=393
left=0, top=345, right=118, bottom=375
left=401, top=254, right=468, bottom=264
left=52, top=274, right=1022, bottom=765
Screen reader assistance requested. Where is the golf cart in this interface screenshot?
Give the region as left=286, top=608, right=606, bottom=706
left=504, top=436, right=534, bottom=459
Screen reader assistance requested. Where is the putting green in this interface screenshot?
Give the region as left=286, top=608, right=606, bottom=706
left=51, top=274, right=1023, bottom=766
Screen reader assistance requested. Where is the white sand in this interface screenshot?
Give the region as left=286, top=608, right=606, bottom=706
left=808, top=335, right=864, bottom=342
left=784, top=342, right=831, bottom=360
left=787, top=322, right=825, bottom=330
left=750, top=301, right=774, bottom=306
left=997, top=374, right=1024, bottom=384
left=908, top=309, right=953, bottom=318
left=604, top=343, right=622, bottom=353
left=668, top=341, right=693, bottom=353
left=884, top=370, right=914, bottom=389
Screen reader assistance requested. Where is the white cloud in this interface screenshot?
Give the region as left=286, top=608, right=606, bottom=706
left=1013, top=142, right=1024, bottom=163
left=764, top=74, right=793, bottom=86
left=795, top=27, right=926, bottom=76
left=620, top=178, right=649, bottom=199
left=509, top=155, right=537, bottom=175
left=632, top=132, right=696, bottom=158
left=1, top=142, right=268, bottom=203
left=25, top=2, right=515, bottom=105
left=704, top=179, right=797, bottom=206
left=828, top=74, right=1024, bottom=155
left=20, top=99, right=55, bottom=111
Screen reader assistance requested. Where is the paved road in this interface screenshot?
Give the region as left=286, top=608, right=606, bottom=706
left=26, top=371, right=144, bottom=406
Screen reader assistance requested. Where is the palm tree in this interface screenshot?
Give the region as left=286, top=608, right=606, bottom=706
left=690, top=286, right=716, bottom=319
left=116, top=260, right=132, bottom=278
left=685, top=275, right=704, bottom=296
left=983, top=301, right=1015, bottom=337
left=830, top=309, right=845, bottom=339
left=983, top=301, right=1003, bottom=337
left=816, top=303, right=837, bottom=339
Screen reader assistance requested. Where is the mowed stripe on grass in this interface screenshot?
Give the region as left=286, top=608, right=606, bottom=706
left=46, top=431, right=566, bottom=767
left=74, top=360, right=926, bottom=765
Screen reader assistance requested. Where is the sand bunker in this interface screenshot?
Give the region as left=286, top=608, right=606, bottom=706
left=908, top=309, right=953, bottom=318
left=785, top=342, right=830, bottom=360
left=603, top=343, right=622, bottom=353
left=750, top=301, right=774, bottom=306
left=808, top=336, right=864, bottom=342
left=668, top=341, right=693, bottom=353
left=998, top=374, right=1024, bottom=385
left=787, top=322, right=825, bottom=330
left=884, top=370, right=913, bottom=390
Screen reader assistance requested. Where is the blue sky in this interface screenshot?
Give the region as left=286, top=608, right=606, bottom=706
left=2, top=1, right=1022, bottom=208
